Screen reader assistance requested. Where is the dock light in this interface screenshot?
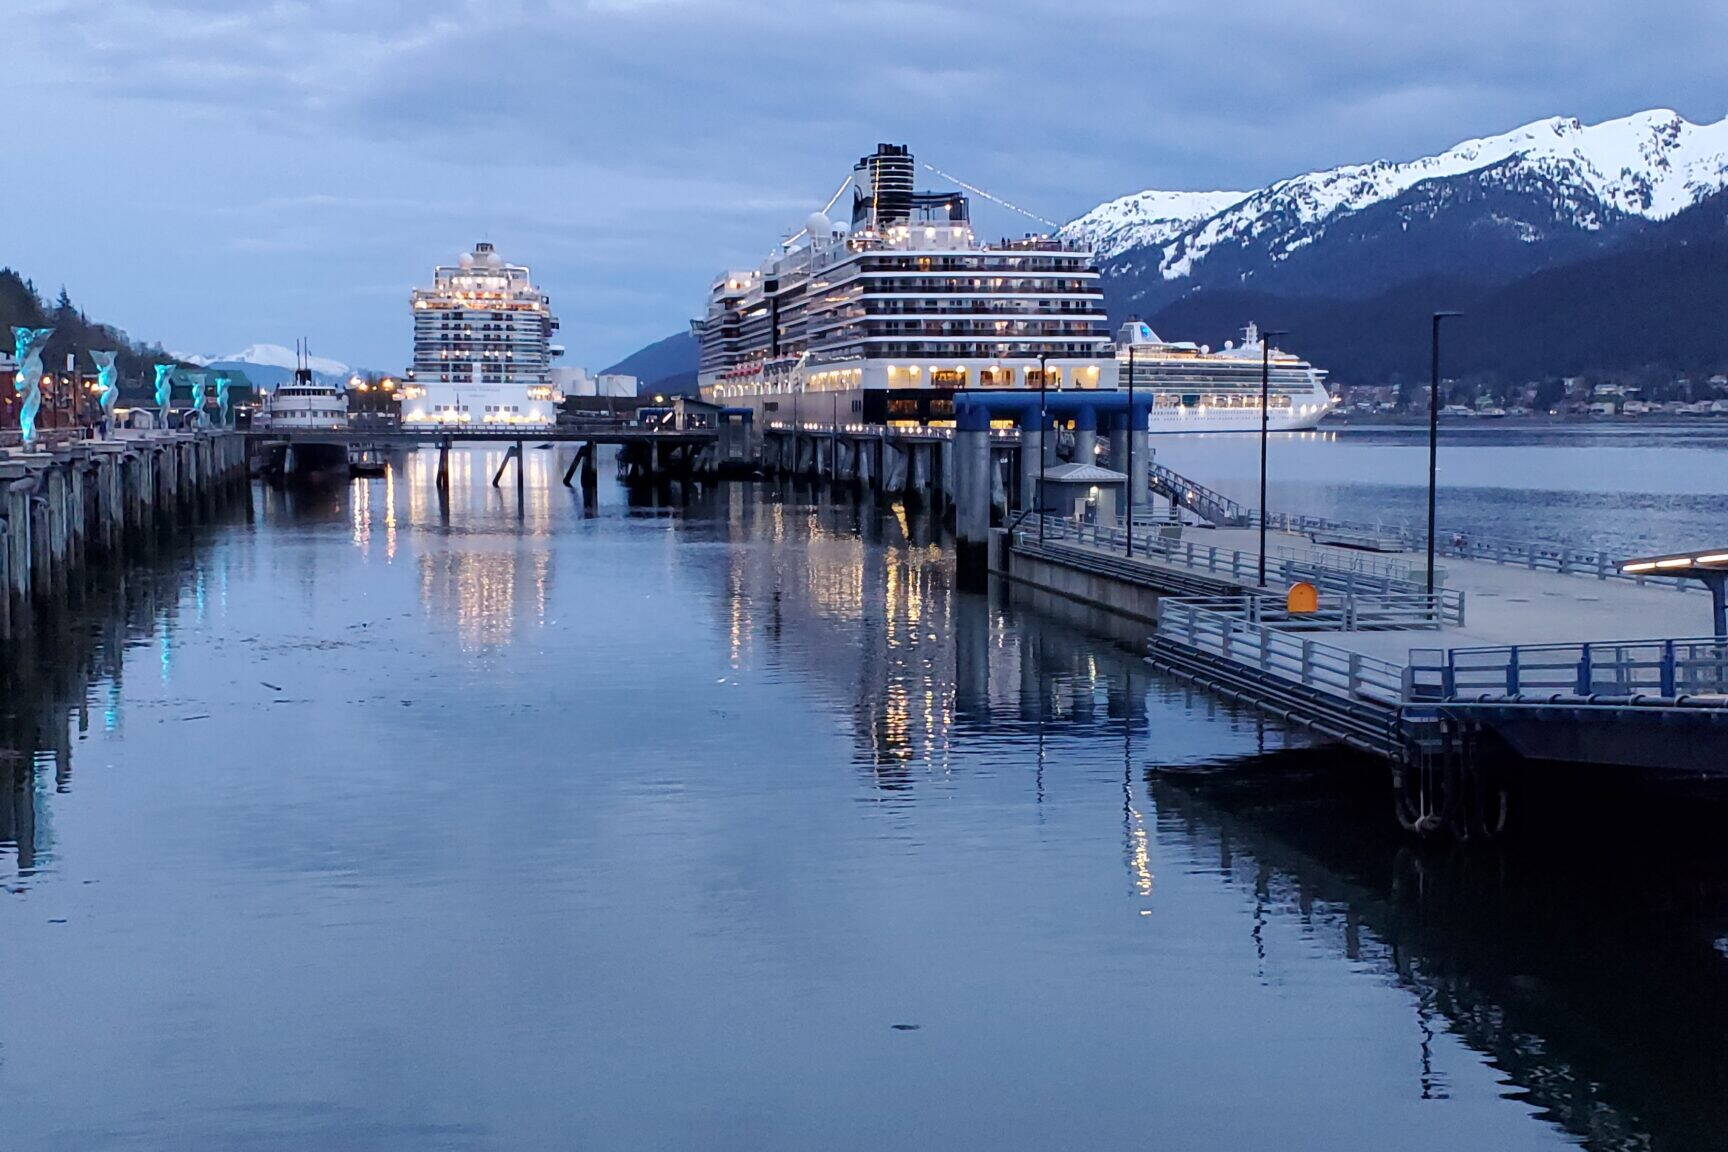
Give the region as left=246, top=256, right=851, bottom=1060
left=1257, top=328, right=1289, bottom=587
left=1620, top=549, right=1728, bottom=639
left=1425, top=311, right=1464, bottom=596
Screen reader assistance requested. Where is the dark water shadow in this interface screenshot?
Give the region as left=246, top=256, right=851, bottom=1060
left=1150, top=749, right=1728, bottom=1152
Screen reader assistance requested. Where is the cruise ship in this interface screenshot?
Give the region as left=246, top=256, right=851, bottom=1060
left=697, top=144, right=1116, bottom=424
left=1118, top=320, right=1332, bottom=432
left=696, top=143, right=1333, bottom=433
left=402, top=241, right=564, bottom=428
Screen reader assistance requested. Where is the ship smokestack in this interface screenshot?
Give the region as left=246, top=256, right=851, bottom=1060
left=853, top=143, right=915, bottom=232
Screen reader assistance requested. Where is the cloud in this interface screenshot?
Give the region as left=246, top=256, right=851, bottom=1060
left=5, top=0, right=1726, bottom=366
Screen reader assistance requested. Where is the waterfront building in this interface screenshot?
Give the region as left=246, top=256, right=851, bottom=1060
left=404, top=241, right=563, bottom=427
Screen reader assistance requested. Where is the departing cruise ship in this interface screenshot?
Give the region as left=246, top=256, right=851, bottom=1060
left=1118, top=320, right=1331, bottom=432
left=696, top=144, right=1332, bottom=433
left=402, top=242, right=564, bottom=428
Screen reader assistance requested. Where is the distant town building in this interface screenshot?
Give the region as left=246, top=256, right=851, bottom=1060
left=404, top=241, right=562, bottom=427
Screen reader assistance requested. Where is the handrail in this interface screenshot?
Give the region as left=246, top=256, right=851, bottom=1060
left=1254, top=510, right=1697, bottom=591
left=1146, top=460, right=1249, bottom=527
left=1154, top=596, right=1408, bottom=702
left=1017, top=514, right=1466, bottom=626
left=1407, top=636, right=1728, bottom=701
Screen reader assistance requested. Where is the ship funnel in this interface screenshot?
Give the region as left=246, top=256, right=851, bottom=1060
left=853, top=143, right=915, bottom=231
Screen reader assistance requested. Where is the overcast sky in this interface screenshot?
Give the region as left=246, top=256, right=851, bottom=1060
left=5, top=0, right=1724, bottom=371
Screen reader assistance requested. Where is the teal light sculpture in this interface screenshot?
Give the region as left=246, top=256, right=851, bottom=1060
left=153, top=363, right=174, bottom=425
left=11, top=326, right=54, bottom=445
left=188, top=371, right=209, bottom=429
left=214, top=373, right=232, bottom=427
left=90, top=349, right=120, bottom=432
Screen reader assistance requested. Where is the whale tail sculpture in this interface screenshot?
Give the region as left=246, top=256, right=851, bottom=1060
left=90, top=349, right=120, bottom=434
left=214, top=373, right=233, bottom=428
left=11, top=326, right=54, bottom=445
left=186, top=371, right=208, bottom=430
left=152, top=363, right=174, bottom=426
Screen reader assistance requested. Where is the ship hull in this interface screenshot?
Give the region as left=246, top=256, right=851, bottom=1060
left=703, top=385, right=1330, bottom=434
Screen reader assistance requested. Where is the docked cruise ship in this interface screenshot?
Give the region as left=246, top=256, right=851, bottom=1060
left=1118, top=320, right=1331, bottom=432
left=696, top=144, right=1332, bottom=433
left=697, top=144, right=1116, bottom=424
left=402, top=242, right=564, bottom=428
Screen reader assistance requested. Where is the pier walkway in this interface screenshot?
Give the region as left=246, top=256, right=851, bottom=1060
left=995, top=508, right=1728, bottom=834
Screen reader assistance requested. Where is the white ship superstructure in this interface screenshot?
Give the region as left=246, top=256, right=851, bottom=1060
left=1118, top=321, right=1332, bottom=432
left=403, top=242, right=563, bottom=428
left=261, top=362, right=347, bottom=430
left=697, top=144, right=1116, bottom=424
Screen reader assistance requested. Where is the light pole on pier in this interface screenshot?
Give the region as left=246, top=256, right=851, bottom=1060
left=1037, top=351, right=1048, bottom=544
left=1427, top=311, right=1463, bottom=596
left=1125, top=342, right=1136, bottom=557
left=1257, top=328, right=1289, bottom=587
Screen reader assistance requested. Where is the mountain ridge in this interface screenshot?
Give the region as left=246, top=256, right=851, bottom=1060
left=1060, top=107, right=1728, bottom=296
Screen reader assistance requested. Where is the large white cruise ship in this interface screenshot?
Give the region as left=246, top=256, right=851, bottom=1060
left=697, top=144, right=1116, bottom=424
left=696, top=143, right=1333, bottom=434
left=402, top=242, right=564, bottom=428
left=1118, top=320, right=1332, bottom=432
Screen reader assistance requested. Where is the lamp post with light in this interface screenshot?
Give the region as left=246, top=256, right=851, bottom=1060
left=1037, top=351, right=1048, bottom=544
left=1124, top=342, right=1136, bottom=557
left=1427, top=311, right=1464, bottom=596
left=1257, top=328, right=1289, bottom=587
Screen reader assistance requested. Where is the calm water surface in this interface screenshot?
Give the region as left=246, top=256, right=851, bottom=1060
left=1155, top=422, right=1728, bottom=555
left=2, top=429, right=1726, bottom=1150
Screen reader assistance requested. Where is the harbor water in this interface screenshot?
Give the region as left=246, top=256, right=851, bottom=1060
left=3, top=426, right=1727, bottom=1150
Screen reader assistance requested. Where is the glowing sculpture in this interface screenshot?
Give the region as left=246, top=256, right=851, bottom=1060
left=153, top=363, right=174, bottom=424
left=214, top=373, right=232, bottom=427
left=11, top=326, right=54, bottom=445
left=90, top=349, right=120, bottom=433
left=188, top=371, right=209, bottom=429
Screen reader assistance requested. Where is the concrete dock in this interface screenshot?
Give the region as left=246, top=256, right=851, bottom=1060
left=989, top=497, right=1728, bottom=837
left=1201, top=523, right=1716, bottom=656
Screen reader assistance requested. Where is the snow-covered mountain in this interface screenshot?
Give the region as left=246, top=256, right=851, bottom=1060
left=181, top=343, right=351, bottom=377
left=1059, top=109, right=1728, bottom=305
left=174, top=342, right=356, bottom=390
left=1059, top=189, right=1247, bottom=261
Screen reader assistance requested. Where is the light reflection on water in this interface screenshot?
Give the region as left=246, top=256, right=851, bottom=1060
left=0, top=440, right=1721, bottom=1150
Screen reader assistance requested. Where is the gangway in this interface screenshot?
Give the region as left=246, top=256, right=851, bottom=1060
left=1147, top=460, right=1249, bottom=527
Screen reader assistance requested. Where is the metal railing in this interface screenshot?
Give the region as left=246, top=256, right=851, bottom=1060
left=1255, top=511, right=1697, bottom=592
left=1274, top=544, right=1422, bottom=584
left=1155, top=597, right=1407, bottom=702
left=1177, top=593, right=1453, bottom=632
left=1408, top=637, right=1728, bottom=700
left=1023, top=514, right=1467, bottom=626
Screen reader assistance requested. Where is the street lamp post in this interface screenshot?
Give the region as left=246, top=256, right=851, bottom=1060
left=1037, top=352, right=1048, bottom=543
left=1125, top=343, right=1136, bottom=557
left=1427, top=311, right=1463, bottom=596
left=1257, top=328, right=1289, bottom=587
